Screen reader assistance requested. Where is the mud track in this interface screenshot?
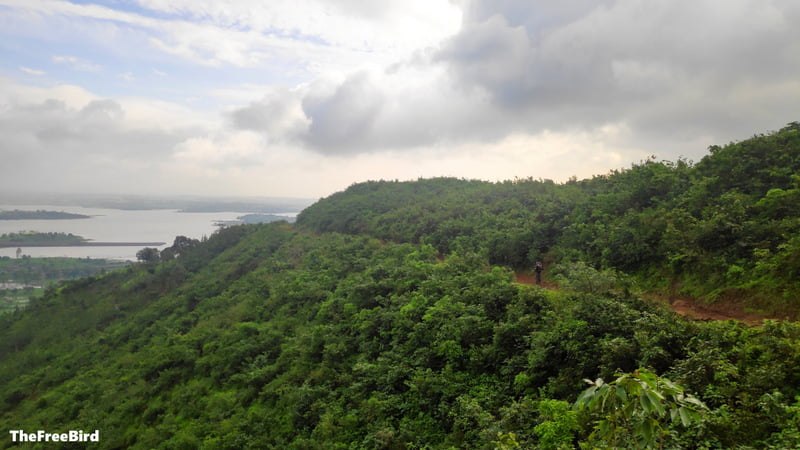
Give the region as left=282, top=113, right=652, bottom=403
left=514, top=271, right=773, bottom=326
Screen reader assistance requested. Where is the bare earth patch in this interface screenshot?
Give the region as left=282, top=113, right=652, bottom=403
left=664, top=297, right=767, bottom=326
left=514, top=271, right=774, bottom=326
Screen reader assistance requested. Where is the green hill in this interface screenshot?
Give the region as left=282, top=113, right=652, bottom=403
left=297, top=121, right=800, bottom=316
left=1, top=123, right=799, bottom=449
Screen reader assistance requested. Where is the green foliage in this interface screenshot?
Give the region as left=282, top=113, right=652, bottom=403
left=0, top=231, right=87, bottom=244
left=667, top=320, right=800, bottom=446
left=0, top=256, right=128, bottom=313
left=297, top=123, right=800, bottom=314
left=533, top=400, right=579, bottom=449
left=160, top=235, right=200, bottom=261
left=1, top=123, right=800, bottom=448
left=575, top=369, right=708, bottom=449
left=551, top=261, right=633, bottom=298
left=0, top=219, right=798, bottom=448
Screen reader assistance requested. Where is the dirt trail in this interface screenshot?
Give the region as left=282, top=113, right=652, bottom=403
left=514, top=272, right=560, bottom=290
left=514, top=271, right=772, bottom=326
left=656, top=296, right=768, bottom=326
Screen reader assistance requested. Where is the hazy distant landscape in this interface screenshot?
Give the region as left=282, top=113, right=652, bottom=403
left=0, top=197, right=309, bottom=312
left=0, top=210, right=91, bottom=220
left=0, top=195, right=311, bottom=259
left=1, top=124, right=799, bottom=448
left=0, top=193, right=314, bottom=214
left=2, top=0, right=799, bottom=448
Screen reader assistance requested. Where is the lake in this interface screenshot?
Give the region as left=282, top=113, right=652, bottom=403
left=0, top=204, right=298, bottom=261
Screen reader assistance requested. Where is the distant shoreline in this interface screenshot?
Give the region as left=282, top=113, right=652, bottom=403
left=0, top=210, right=92, bottom=220
left=0, top=242, right=166, bottom=248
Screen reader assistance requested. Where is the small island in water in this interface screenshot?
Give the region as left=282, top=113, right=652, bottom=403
left=0, top=231, right=164, bottom=248
left=0, top=209, right=91, bottom=220
left=213, top=213, right=295, bottom=227
left=0, top=231, right=87, bottom=245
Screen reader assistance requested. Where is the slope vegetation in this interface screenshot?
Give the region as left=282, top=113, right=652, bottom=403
left=298, top=122, right=800, bottom=317
left=1, top=123, right=799, bottom=448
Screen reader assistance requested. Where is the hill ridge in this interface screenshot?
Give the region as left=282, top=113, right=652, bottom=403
left=1, top=123, right=799, bottom=448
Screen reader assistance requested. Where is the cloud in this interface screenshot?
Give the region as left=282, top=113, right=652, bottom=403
left=222, top=0, right=798, bottom=160
left=0, top=79, right=211, bottom=193
left=227, top=86, right=308, bottom=142
left=434, top=0, right=800, bottom=137
left=173, top=130, right=265, bottom=169
left=226, top=65, right=510, bottom=155
left=0, top=97, right=166, bottom=155
left=133, top=0, right=461, bottom=54
left=229, top=73, right=386, bottom=154
left=19, top=67, right=45, bottom=76
left=5, top=0, right=459, bottom=75
left=300, top=72, right=386, bottom=153
left=435, top=14, right=539, bottom=108
left=53, top=55, right=102, bottom=72
left=1, top=0, right=799, bottom=199
left=0, top=80, right=319, bottom=197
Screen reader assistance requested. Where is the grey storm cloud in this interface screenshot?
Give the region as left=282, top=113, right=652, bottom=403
left=0, top=97, right=194, bottom=187
left=437, top=0, right=800, bottom=134
left=300, top=72, right=386, bottom=153
left=230, top=97, right=288, bottom=132
left=228, top=72, right=389, bottom=155
left=227, top=0, right=800, bottom=156
left=229, top=87, right=307, bottom=140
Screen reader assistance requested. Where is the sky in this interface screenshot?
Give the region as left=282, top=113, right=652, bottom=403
left=1, top=0, right=798, bottom=200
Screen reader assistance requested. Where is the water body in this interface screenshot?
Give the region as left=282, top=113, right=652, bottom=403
left=0, top=282, right=41, bottom=290
left=0, top=204, right=297, bottom=261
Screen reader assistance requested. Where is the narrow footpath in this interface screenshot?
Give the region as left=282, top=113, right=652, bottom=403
left=514, top=271, right=774, bottom=326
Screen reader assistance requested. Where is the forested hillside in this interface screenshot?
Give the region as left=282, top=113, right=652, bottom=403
left=1, top=124, right=799, bottom=449
left=298, top=122, right=800, bottom=316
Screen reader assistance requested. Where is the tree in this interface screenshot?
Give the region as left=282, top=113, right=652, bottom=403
left=575, top=369, right=708, bottom=449
left=160, top=236, right=200, bottom=261
left=136, top=247, right=161, bottom=265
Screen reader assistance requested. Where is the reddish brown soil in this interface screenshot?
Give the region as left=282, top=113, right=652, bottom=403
left=657, top=296, right=767, bottom=326
left=514, top=271, right=772, bottom=326
left=514, top=272, right=559, bottom=290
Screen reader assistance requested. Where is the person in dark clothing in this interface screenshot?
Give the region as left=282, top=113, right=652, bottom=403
left=534, top=261, right=543, bottom=285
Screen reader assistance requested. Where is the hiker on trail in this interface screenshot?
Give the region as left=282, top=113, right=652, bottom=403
left=534, top=261, right=543, bottom=285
